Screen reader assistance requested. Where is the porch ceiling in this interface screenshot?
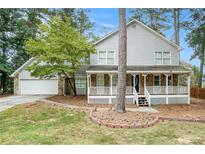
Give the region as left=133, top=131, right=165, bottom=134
left=86, top=65, right=191, bottom=74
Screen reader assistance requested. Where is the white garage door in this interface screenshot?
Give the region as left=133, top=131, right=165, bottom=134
left=20, top=80, right=58, bottom=95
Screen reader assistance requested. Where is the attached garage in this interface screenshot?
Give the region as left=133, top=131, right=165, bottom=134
left=10, top=57, right=87, bottom=96
left=19, top=79, right=58, bottom=95
left=10, top=58, right=61, bottom=95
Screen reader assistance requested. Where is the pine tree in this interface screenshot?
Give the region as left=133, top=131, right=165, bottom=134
left=115, top=8, right=127, bottom=113
left=0, top=9, right=28, bottom=94
left=186, top=9, right=205, bottom=88
left=129, top=8, right=170, bottom=35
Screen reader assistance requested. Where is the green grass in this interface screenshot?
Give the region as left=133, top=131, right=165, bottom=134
left=0, top=102, right=205, bottom=144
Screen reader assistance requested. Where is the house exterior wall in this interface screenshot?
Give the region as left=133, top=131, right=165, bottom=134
left=90, top=21, right=179, bottom=66
left=19, top=70, right=58, bottom=80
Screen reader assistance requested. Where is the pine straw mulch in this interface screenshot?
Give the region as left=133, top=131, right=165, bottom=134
left=48, top=95, right=137, bottom=108
left=156, top=98, right=205, bottom=120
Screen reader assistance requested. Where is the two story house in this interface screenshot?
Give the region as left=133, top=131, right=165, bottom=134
left=10, top=19, right=191, bottom=106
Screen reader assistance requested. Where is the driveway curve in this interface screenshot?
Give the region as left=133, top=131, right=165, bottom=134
left=0, top=95, right=51, bottom=112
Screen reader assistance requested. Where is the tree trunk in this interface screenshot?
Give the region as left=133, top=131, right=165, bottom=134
left=115, top=8, right=127, bottom=113
left=1, top=36, right=8, bottom=94
left=62, top=71, right=76, bottom=96
left=1, top=72, right=7, bottom=94
left=72, top=72, right=77, bottom=96
left=64, top=77, right=69, bottom=95
left=173, top=8, right=180, bottom=46
left=199, top=49, right=204, bottom=88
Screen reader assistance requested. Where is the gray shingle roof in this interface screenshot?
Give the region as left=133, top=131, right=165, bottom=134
left=86, top=65, right=190, bottom=73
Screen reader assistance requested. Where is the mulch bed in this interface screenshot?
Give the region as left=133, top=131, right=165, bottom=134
left=48, top=95, right=137, bottom=108
left=47, top=96, right=205, bottom=128
left=90, top=109, right=159, bottom=128
left=156, top=98, right=205, bottom=120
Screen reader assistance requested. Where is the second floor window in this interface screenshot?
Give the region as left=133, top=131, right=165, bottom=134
left=98, top=51, right=115, bottom=65
left=155, top=51, right=171, bottom=65
left=99, top=51, right=106, bottom=64
left=107, top=51, right=114, bottom=64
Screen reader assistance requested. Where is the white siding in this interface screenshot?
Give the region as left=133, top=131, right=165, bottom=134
left=19, top=70, right=58, bottom=80
left=90, top=22, right=179, bottom=66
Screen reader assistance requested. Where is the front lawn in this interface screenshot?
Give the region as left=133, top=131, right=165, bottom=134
left=0, top=102, right=205, bottom=144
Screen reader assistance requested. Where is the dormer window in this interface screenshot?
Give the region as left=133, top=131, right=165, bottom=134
left=155, top=51, right=171, bottom=65
left=98, top=51, right=115, bottom=65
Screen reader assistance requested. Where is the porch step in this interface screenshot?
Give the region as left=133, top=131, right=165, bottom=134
left=137, top=97, right=149, bottom=107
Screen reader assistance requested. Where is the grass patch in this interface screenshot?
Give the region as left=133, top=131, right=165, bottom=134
left=0, top=102, right=205, bottom=144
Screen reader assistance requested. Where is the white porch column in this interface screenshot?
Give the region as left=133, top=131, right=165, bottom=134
left=142, top=74, right=147, bottom=94
left=87, top=74, right=90, bottom=103
left=132, top=74, right=136, bottom=104
left=178, top=74, right=180, bottom=93
left=187, top=74, right=191, bottom=104
left=109, top=74, right=113, bottom=104
left=165, top=74, right=169, bottom=104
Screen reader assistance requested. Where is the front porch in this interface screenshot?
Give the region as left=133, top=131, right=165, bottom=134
left=86, top=70, right=191, bottom=106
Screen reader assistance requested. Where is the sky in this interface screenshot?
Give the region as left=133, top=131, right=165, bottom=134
left=87, top=8, right=200, bottom=68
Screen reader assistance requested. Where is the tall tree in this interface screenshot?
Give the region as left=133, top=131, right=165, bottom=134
left=0, top=9, right=28, bottom=94
left=25, top=9, right=49, bottom=39
left=173, top=8, right=180, bottom=46
left=186, top=9, right=205, bottom=88
left=115, top=8, right=127, bottom=113
left=129, top=8, right=170, bottom=35
left=11, top=9, right=49, bottom=70
left=52, top=8, right=94, bottom=35
left=26, top=16, right=95, bottom=96
left=191, top=65, right=200, bottom=87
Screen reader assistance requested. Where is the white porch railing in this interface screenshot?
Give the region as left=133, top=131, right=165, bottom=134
left=89, top=86, right=110, bottom=96
left=89, top=86, right=188, bottom=96
left=145, top=88, right=151, bottom=106
left=146, top=86, right=188, bottom=95
left=112, top=86, right=133, bottom=95
left=89, top=86, right=133, bottom=96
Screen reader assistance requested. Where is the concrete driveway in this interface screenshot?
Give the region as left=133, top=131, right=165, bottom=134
left=0, top=95, right=51, bottom=112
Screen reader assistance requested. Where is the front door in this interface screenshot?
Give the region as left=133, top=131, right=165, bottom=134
left=134, top=75, right=139, bottom=93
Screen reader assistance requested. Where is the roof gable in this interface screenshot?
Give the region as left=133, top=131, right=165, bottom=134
left=10, top=57, right=36, bottom=77
left=94, top=19, right=181, bottom=51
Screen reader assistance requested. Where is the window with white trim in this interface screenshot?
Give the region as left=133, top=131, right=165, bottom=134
left=155, top=52, right=163, bottom=65
left=75, top=79, right=86, bottom=88
left=98, top=51, right=115, bottom=65
left=154, top=75, right=160, bottom=86
left=98, top=51, right=106, bottom=64
left=163, top=52, right=171, bottom=65
left=155, top=51, right=171, bottom=65
left=107, top=51, right=115, bottom=64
